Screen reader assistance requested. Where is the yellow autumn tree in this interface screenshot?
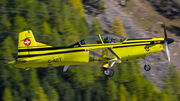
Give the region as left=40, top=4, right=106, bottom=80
left=35, top=87, right=48, bottom=101
left=2, top=88, right=13, bottom=101
left=67, top=0, right=85, bottom=17
left=119, top=84, right=130, bottom=101
left=28, top=69, right=48, bottom=101
left=109, top=16, right=126, bottom=37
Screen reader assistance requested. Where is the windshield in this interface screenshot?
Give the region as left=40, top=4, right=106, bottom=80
left=79, top=34, right=126, bottom=45
left=80, top=34, right=102, bottom=45
left=100, top=34, right=126, bottom=43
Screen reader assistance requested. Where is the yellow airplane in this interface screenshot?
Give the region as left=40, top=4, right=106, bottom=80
left=6, top=24, right=174, bottom=77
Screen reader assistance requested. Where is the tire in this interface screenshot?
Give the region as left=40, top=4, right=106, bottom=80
left=103, top=68, right=111, bottom=76
left=144, top=65, right=151, bottom=71
left=109, top=69, right=114, bottom=77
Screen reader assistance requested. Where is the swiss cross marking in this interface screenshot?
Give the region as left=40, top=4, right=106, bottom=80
left=24, top=39, right=31, bottom=46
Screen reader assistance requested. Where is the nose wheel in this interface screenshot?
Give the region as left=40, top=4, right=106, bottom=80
left=144, top=64, right=151, bottom=71
left=144, top=57, right=151, bottom=71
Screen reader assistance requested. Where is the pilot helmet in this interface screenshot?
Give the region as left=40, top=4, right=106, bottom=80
left=111, top=37, right=116, bottom=43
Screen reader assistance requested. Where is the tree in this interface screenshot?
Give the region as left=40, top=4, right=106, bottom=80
left=109, top=16, right=126, bottom=37
left=90, top=16, right=103, bottom=35
left=34, top=87, right=48, bottom=101
left=67, top=0, right=85, bottom=17
left=162, top=65, right=180, bottom=100
left=0, top=36, right=15, bottom=59
left=91, top=82, right=104, bottom=101
left=106, top=79, right=118, bottom=101
left=13, top=15, right=28, bottom=33
left=38, top=2, right=49, bottom=22
left=41, top=78, right=59, bottom=101
left=39, top=21, right=52, bottom=44
left=132, top=94, right=138, bottom=101
left=60, top=18, right=79, bottom=45
left=27, top=69, right=48, bottom=101
left=119, top=84, right=130, bottom=101
left=2, top=88, right=13, bottom=101
left=0, top=14, right=11, bottom=31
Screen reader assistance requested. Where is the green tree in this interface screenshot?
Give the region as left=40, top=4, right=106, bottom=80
left=38, top=2, right=49, bottom=22
left=163, top=65, right=180, bottom=101
left=0, top=0, right=8, bottom=7
left=39, top=21, right=52, bottom=44
left=91, top=82, right=104, bottom=101
left=27, top=69, right=48, bottom=101
left=70, top=66, right=96, bottom=86
left=2, top=88, right=13, bottom=101
left=60, top=18, right=79, bottom=45
left=0, top=14, right=11, bottom=31
left=13, top=15, right=28, bottom=32
left=106, top=79, right=118, bottom=101
left=0, top=36, right=15, bottom=59
left=90, top=16, right=103, bottom=35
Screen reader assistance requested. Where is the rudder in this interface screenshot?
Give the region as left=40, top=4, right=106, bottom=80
left=17, top=30, right=51, bottom=59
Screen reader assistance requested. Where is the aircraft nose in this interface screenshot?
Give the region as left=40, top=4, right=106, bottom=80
left=166, top=38, right=174, bottom=44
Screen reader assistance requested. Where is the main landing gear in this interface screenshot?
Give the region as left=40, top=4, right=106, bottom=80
left=144, top=57, right=151, bottom=71
left=102, top=62, right=115, bottom=77
left=103, top=68, right=114, bottom=77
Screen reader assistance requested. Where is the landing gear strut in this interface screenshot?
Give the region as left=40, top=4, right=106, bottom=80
left=144, top=57, right=151, bottom=71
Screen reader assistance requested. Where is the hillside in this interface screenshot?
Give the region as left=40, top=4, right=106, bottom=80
left=0, top=0, right=180, bottom=101
left=83, top=0, right=180, bottom=90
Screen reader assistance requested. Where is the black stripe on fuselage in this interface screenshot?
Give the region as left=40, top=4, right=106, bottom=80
left=18, top=46, right=70, bottom=52
left=127, top=38, right=153, bottom=40
left=18, top=40, right=157, bottom=52
left=17, top=39, right=162, bottom=58
left=122, top=41, right=153, bottom=44
left=113, top=44, right=149, bottom=48
left=18, top=49, right=84, bottom=58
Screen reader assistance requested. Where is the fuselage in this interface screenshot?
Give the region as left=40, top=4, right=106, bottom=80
left=15, top=37, right=165, bottom=69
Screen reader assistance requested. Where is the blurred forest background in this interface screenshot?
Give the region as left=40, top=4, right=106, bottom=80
left=0, top=0, right=180, bottom=101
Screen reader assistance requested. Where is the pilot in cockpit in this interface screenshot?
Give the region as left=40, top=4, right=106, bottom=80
left=110, top=37, right=116, bottom=43
left=80, top=39, right=86, bottom=45
left=104, top=37, right=109, bottom=43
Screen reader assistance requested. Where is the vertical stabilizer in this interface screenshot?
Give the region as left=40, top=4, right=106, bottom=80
left=18, top=30, right=37, bottom=58
left=17, top=30, right=52, bottom=60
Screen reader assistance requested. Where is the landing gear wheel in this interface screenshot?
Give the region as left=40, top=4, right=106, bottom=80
left=144, top=65, right=151, bottom=71
left=103, top=68, right=111, bottom=76
left=103, top=68, right=114, bottom=77
left=109, top=69, right=114, bottom=77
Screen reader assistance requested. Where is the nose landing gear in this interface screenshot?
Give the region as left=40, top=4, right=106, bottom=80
left=144, top=57, right=151, bottom=71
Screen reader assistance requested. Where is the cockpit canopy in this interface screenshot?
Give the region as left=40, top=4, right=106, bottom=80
left=79, top=34, right=126, bottom=45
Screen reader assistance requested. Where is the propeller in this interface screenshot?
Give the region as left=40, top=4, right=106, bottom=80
left=163, top=23, right=174, bottom=62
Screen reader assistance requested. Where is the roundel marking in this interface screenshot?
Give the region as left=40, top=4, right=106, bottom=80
left=145, top=47, right=150, bottom=51
left=24, top=38, right=31, bottom=46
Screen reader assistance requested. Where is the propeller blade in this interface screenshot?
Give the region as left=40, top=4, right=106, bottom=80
left=165, top=40, right=170, bottom=61
left=164, top=23, right=167, bottom=39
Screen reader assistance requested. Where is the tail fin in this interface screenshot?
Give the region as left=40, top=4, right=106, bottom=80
left=17, top=30, right=51, bottom=59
